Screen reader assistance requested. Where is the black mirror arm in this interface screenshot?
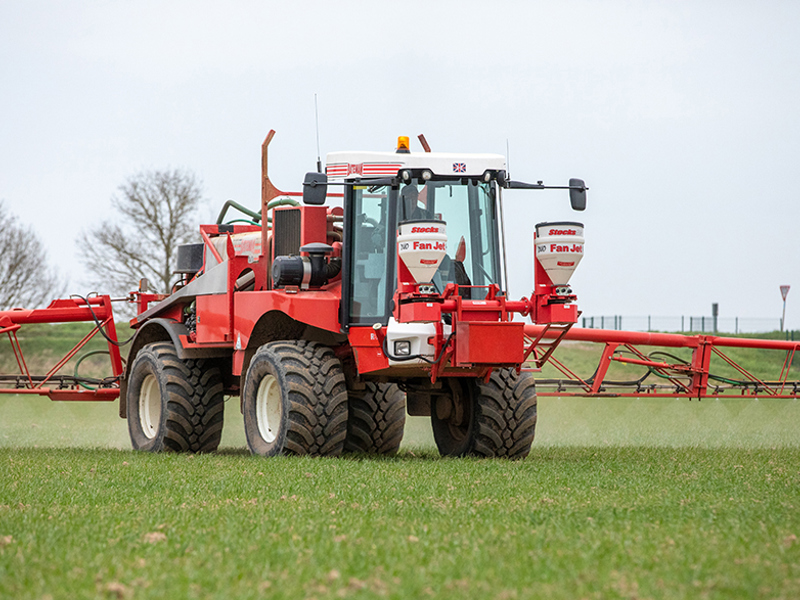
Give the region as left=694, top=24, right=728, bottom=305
left=504, top=180, right=588, bottom=192
left=505, top=180, right=545, bottom=190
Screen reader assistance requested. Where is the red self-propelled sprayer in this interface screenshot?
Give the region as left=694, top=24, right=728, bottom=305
left=1, top=131, right=797, bottom=458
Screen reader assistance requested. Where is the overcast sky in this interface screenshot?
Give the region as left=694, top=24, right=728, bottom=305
left=1, top=1, right=798, bottom=329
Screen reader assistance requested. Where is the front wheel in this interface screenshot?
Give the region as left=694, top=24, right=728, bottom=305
left=431, top=369, right=537, bottom=459
left=242, top=340, right=348, bottom=457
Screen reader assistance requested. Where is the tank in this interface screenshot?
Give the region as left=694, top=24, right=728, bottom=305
left=396, top=220, right=447, bottom=284
left=535, top=222, right=585, bottom=285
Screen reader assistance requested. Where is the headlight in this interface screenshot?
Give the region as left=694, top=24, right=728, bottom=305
left=394, top=340, right=412, bottom=356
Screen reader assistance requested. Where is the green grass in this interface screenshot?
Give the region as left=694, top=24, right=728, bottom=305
left=1, top=445, right=799, bottom=599
left=2, top=396, right=800, bottom=599
left=3, top=394, right=800, bottom=451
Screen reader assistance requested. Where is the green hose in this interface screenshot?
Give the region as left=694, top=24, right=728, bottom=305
left=216, top=197, right=300, bottom=225
left=216, top=200, right=261, bottom=224
left=225, top=219, right=261, bottom=226
left=260, top=197, right=301, bottom=224
left=267, top=197, right=300, bottom=209
left=74, top=350, right=111, bottom=390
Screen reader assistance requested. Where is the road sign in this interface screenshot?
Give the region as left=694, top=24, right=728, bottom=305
left=781, top=285, right=791, bottom=301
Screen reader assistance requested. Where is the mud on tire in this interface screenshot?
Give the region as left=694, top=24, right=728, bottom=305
left=344, top=382, right=406, bottom=455
left=242, top=340, right=348, bottom=457
left=432, top=369, right=537, bottom=459
left=127, top=342, right=225, bottom=453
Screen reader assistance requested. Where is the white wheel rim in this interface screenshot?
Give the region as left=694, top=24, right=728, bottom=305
left=256, top=374, right=281, bottom=443
left=139, top=373, right=162, bottom=439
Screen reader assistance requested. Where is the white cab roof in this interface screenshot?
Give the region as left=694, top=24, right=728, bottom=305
left=326, top=150, right=506, bottom=180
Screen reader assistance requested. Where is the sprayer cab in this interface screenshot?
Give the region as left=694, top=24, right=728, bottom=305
left=310, top=141, right=586, bottom=332
left=296, top=139, right=586, bottom=379
left=326, top=157, right=507, bottom=330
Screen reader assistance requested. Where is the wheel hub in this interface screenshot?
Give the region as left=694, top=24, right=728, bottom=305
left=139, top=373, right=161, bottom=439
left=256, top=374, right=281, bottom=443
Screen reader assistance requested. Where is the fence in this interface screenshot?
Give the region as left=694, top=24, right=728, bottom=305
left=581, top=315, right=787, bottom=335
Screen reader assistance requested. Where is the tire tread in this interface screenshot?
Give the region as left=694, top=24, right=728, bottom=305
left=263, top=340, right=348, bottom=457
left=473, top=369, right=537, bottom=459
left=345, top=382, right=406, bottom=455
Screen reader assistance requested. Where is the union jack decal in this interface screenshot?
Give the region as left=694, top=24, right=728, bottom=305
left=453, top=162, right=466, bottom=173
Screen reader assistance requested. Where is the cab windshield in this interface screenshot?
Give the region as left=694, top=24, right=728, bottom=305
left=346, top=179, right=501, bottom=325
left=398, top=179, right=499, bottom=292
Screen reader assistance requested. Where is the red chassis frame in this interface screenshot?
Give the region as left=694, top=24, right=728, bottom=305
left=0, top=295, right=123, bottom=401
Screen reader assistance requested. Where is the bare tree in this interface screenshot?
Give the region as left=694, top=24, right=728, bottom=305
left=79, top=169, right=203, bottom=298
left=0, top=201, right=63, bottom=310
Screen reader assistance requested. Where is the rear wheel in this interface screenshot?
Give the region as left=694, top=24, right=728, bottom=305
left=431, top=369, right=537, bottom=459
left=431, top=379, right=474, bottom=456
left=242, top=340, right=348, bottom=457
left=127, top=342, right=225, bottom=453
left=344, top=382, right=406, bottom=455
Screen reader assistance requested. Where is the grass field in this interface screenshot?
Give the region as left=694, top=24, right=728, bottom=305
left=2, top=325, right=800, bottom=598
left=2, top=395, right=800, bottom=599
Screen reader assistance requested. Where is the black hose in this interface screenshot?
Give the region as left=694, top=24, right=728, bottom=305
left=382, top=332, right=455, bottom=365
left=647, top=350, right=759, bottom=386
left=70, top=294, right=135, bottom=347
left=325, top=257, right=342, bottom=279
left=576, top=350, right=652, bottom=387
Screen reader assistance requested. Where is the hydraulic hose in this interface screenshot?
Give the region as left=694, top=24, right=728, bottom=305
left=74, top=350, right=112, bottom=390
left=224, top=218, right=260, bottom=226
left=216, top=197, right=301, bottom=225
left=70, top=293, right=134, bottom=347
left=216, top=200, right=261, bottom=224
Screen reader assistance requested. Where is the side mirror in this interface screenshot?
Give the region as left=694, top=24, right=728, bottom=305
left=569, top=178, right=587, bottom=211
left=303, top=172, right=328, bottom=205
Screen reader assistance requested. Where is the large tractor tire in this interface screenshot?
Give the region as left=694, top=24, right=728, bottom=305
left=127, top=342, right=225, bottom=453
left=344, top=382, right=406, bottom=455
left=242, top=340, right=348, bottom=457
left=431, top=369, right=537, bottom=459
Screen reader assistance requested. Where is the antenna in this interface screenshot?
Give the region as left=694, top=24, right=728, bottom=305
left=506, top=138, right=511, bottom=179
left=500, top=138, right=510, bottom=295
left=314, top=94, right=322, bottom=173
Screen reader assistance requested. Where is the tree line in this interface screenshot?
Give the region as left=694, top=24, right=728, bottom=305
left=0, top=169, right=203, bottom=311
